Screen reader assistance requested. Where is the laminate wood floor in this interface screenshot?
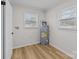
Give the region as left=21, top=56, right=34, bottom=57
left=11, top=44, right=72, bottom=59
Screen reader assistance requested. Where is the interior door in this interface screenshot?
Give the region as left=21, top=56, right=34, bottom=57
left=3, top=0, right=13, bottom=59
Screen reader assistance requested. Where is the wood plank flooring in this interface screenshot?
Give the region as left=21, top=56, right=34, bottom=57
left=11, top=44, right=72, bottom=59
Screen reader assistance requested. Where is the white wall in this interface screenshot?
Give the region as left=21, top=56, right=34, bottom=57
left=46, top=0, right=77, bottom=58
left=13, top=6, right=45, bottom=48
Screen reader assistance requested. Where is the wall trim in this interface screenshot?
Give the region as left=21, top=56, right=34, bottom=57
left=10, top=50, right=13, bottom=59
left=13, top=41, right=40, bottom=49
left=49, top=42, right=74, bottom=58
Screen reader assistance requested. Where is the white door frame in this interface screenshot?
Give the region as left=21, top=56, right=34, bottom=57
left=1, top=0, right=13, bottom=59
left=1, top=0, right=5, bottom=59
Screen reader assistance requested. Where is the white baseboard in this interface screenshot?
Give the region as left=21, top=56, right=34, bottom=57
left=13, top=41, right=40, bottom=49
left=49, top=42, right=74, bottom=58
left=10, top=50, right=13, bottom=59
left=72, top=51, right=77, bottom=59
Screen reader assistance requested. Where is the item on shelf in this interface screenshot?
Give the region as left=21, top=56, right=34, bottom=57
left=40, top=21, right=49, bottom=45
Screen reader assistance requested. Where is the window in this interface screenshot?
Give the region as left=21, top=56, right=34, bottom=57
left=24, top=12, right=39, bottom=28
left=59, top=7, right=77, bottom=30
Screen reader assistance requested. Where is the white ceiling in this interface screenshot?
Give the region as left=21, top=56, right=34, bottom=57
left=10, top=0, right=69, bottom=10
